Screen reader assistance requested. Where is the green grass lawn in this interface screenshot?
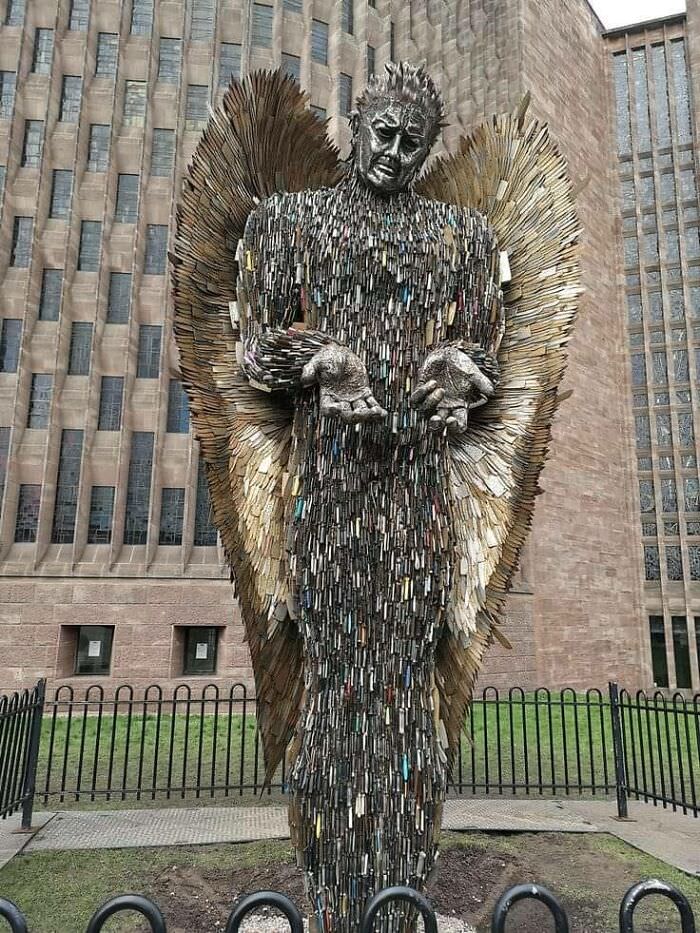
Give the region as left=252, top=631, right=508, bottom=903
left=33, top=691, right=699, bottom=814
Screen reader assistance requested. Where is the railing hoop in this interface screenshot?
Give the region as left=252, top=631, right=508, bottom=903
left=619, top=879, right=696, bottom=933
left=225, top=891, right=304, bottom=933
left=85, top=894, right=167, bottom=933
left=491, top=883, right=570, bottom=933
left=360, top=886, right=438, bottom=933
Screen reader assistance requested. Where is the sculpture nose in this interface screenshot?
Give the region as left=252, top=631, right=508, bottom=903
left=387, top=134, right=402, bottom=159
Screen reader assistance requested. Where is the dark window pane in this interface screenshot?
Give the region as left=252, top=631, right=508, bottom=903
left=166, top=379, right=189, bottom=432
left=97, top=376, right=123, bottom=430
left=644, top=544, right=660, bottom=580
left=87, top=124, right=110, bottom=172
left=130, top=0, right=153, bottom=35
left=688, top=545, right=700, bottom=581
left=649, top=615, right=669, bottom=687
left=284, top=0, right=302, bottom=11
left=78, top=220, right=101, bottom=271
left=185, top=84, right=208, bottom=126
left=666, top=544, right=683, bottom=580
left=190, top=0, right=215, bottom=40
left=672, top=615, right=691, bottom=688
left=252, top=3, right=272, bottom=47
left=114, top=173, right=139, bottom=223
left=639, top=478, right=654, bottom=512
left=21, top=119, right=44, bottom=167
left=75, top=625, right=113, bottom=675
left=632, top=48, right=651, bottom=151
left=68, top=0, right=89, bottom=30
left=282, top=53, right=300, bottom=83
left=39, top=270, right=62, bottom=321
left=11, top=216, right=33, bottom=267
left=136, top=325, right=161, bottom=378
left=27, top=374, right=52, bottom=428
left=655, top=412, right=671, bottom=446
left=158, top=38, right=182, bottom=82
left=150, top=128, right=174, bottom=176
left=390, top=20, right=395, bottom=61
left=67, top=321, right=92, bottom=375
left=630, top=353, right=647, bottom=386
left=123, top=431, right=153, bottom=544
left=635, top=413, right=650, bottom=448
left=341, top=0, right=353, bottom=33
left=311, top=19, right=328, bottom=64
left=670, top=39, right=692, bottom=142
left=678, top=412, right=695, bottom=447
left=159, top=487, right=185, bottom=545
left=367, top=44, right=375, bottom=78
left=123, top=80, right=146, bottom=124
left=650, top=43, right=671, bottom=145
left=59, top=75, right=82, bottom=122
left=51, top=428, right=83, bottom=543
left=49, top=169, right=73, bottom=218
left=0, top=319, right=21, bottom=372
left=219, top=42, right=241, bottom=87
left=87, top=486, right=114, bottom=543
left=0, top=427, right=9, bottom=513
left=194, top=457, right=217, bottom=545
left=14, top=484, right=40, bottom=542
left=107, top=272, right=131, bottom=323
left=339, top=73, right=353, bottom=117
left=95, top=32, right=118, bottom=77
left=144, top=224, right=167, bottom=274
left=183, top=626, right=218, bottom=674
left=5, top=0, right=25, bottom=26
left=684, top=477, right=699, bottom=512
left=311, top=105, right=326, bottom=120
left=660, top=477, right=677, bottom=513
left=0, top=71, right=16, bottom=120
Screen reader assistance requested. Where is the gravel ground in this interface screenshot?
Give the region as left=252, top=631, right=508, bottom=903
left=237, top=912, right=475, bottom=931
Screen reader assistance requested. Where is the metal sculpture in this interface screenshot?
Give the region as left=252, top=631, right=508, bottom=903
left=172, top=63, right=581, bottom=932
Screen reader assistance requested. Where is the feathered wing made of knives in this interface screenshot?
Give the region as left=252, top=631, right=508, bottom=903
left=173, top=66, right=580, bottom=931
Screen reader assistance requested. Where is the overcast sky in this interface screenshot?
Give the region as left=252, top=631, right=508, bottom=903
left=589, top=0, right=685, bottom=27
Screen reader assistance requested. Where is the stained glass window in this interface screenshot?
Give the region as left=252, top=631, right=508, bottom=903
left=14, top=485, right=40, bottom=542
left=124, top=432, right=154, bottom=545
left=87, top=487, right=114, bottom=543
left=51, top=429, right=83, bottom=543
left=639, top=478, right=655, bottom=512
left=644, top=544, right=660, bottom=579
left=159, top=488, right=185, bottom=545
left=661, top=477, right=677, bottom=513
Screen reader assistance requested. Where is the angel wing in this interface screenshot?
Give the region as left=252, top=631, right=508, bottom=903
left=172, top=71, right=342, bottom=780
left=417, top=97, right=582, bottom=760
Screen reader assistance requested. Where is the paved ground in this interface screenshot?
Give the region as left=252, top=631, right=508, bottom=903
left=1, top=797, right=698, bottom=877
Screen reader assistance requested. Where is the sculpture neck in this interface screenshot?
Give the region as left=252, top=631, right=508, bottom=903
left=341, top=167, right=417, bottom=208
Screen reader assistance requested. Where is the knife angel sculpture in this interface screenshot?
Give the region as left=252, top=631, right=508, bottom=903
left=172, top=64, right=580, bottom=932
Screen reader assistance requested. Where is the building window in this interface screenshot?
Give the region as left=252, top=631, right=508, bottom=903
left=107, top=272, right=131, bottom=323
left=87, top=487, right=115, bottom=544
left=660, top=477, right=677, bottom=513
left=87, top=124, right=110, bottom=172
left=678, top=412, right=694, bottom=448
left=39, top=269, right=62, bottom=321
left=0, top=319, right=21, bottom=373
left=650, top=43, right=671, bottom=146
left=219, top=42, right=241, bottom=87
left=27, top=374, right=52, bottom=428
left=635, top=413, right=650, bottom=448
left=14, top=484, right=40, bottom=542
left=67, top=322, right=92, bottom=375
left=666, top=544, right=683, bottom=581
left=651, top=350, right=668, bottom=386
left=150, top=128, right=174, bottom=176
left=648, top=615, right=669, bottom=687
left=0, top=427, right=9, bottom=513
left=311, top=105, right=326, bottom=120
left=158, top=38, right=182, bottom=83
left=194, top=457, right=217, bottom=545
left=166, top=379, right=190, bottom=432
left=655, top=412, right=671, bottom=447
left=49, top=169, right=73, bottom=219
left=59, top=76, right=82, bottom=122
left=185, top=84, right=208, bottom=128
left=282, top=53, right=300, bottom=83
left=284, top=0, right=302, bottom=11
left=190, top=0, right=215, bottom=40
left=68, top=0, right=89, bottom=30
left=75, top=625, right=114, bottom=675
left=21, top=120, right=44, bottom=168
left=136, top=325, right=161, bottom=377
left=51, top=429, right=83, bottom=543
left=670, top=39, right=692, bottom=143
left=97, top=376, right=123, bottom=430
left=630, top=353, right=647, bottom=386
left=252, top=3, right=272, bottom=47
left=688, top=545, right=700, bottom=581
left=390, top=20, right=396, bottom=61
left=144, top=224, right=168, bottom=274
left=0, top=71, right=16, bottom=120
left=32, top=29, right=54, bottom=74
left=644, top=543, right=660, bottom=580
left=95, top=32, right=118, bottom=77
left=639, top=478, right=654, bottom=513
left=159, top=487, right=185, bottom=545
left=124, top=431, right=153, bottom=545
left=130, top=0, right=153, bottom=35
left=4, top=0, right=24, bottom=26
left=367, top=44, right=375, bottom=78
left=123, top=80, right=146, bottom=125
left=114, top=174, right=139, bottom=223
left=671, top=615, right=691, bottom=688
left=10, top=216, right=33, bottom=267
left=339, top=73, right=353, bottom=117
left=311, top=19, right=328, bottom=65
left=78, top=220, right=101, bottom=271
left=341, top=0, right=353, bottom=34
left=182, top=626, right=219, bottom=674
left=684, top=477, right=699, bottom=512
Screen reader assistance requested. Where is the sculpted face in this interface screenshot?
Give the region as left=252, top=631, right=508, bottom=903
left=354, top=99, right=432, bottom=194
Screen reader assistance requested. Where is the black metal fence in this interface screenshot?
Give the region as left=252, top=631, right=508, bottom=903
left=0, top=880, right=696, bottom=932
left=0, top=680, right=45, bottom=828
left=1, top=679, right=699, bottom=821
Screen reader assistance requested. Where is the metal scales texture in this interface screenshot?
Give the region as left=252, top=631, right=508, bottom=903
left=172, top=65, right=581, bottom=932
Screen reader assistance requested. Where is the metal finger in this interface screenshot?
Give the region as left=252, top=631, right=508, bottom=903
left=417, top=387, right=445, bottom=412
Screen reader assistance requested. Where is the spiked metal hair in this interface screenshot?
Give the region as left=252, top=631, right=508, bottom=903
left=351, top=61, right=446, bottom=151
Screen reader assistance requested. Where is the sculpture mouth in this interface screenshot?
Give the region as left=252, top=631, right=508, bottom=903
left=372, top=160, right=399, bottom=179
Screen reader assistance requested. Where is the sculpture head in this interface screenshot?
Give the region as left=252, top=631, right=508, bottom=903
left=350, top=62, right=445, bottom=194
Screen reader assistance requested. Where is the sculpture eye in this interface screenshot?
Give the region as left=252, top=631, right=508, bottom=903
left=376, top=126, right=394, bottom=141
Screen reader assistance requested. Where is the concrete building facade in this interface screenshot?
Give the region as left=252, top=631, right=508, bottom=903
left=0, top=0, right=697, bottom=693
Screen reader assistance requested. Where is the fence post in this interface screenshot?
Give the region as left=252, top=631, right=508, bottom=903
left=20, top=678, right=45, bottom=831
left=608, top=681, right=629, bottom=820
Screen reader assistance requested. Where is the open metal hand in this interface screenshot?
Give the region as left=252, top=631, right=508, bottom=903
left=301, top=343, right=388, bottom=424
left=410, top=345, right=496, bottom=435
